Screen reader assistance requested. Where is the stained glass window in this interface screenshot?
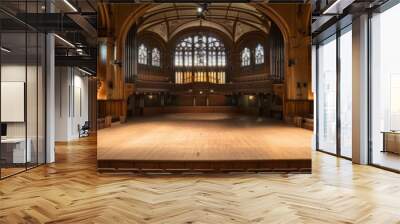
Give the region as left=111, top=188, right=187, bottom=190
left=241, top=47, right=251, bottom=67
left=174, top=34, right=226, bottom=84
left=138, top=44, right=147, bottom=65
left=151, top=48, right=160, bottom=67
left=174, top=34, right=225, bottom=67
left=255, top=44, right=264, bottom=65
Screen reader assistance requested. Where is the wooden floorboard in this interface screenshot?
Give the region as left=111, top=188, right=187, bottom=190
left=98, top=113, right=312, bottom=171
left=98, top=113, right=311, bottom=161
left=1, top=135, right=400, bottom=223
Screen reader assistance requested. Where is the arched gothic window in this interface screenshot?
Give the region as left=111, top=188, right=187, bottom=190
left=138, top=44, right=147, bottom=65
left=151, top=48, right=160, bottom=67
left=174, top=34, right=226, bottom=84
left=241, top=47, right=251, bottom=67
left=255, top=44, right=264, bottom=65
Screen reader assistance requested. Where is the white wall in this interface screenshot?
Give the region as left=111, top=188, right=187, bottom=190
left=55, top=67, right=89, bottom=141
left=55, top=66, right=70, bottom=141
left=1, top=65, right=40, bottom=138
left=1, top=63, right=46, bottom=164
left=1, top=65, right=26, bottom=132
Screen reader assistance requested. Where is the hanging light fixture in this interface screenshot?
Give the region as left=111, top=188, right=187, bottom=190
left=197, top=3, right=208, bottom=19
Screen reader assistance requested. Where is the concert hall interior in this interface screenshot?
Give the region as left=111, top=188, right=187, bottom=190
left=96, top=3, right=313, bottom=172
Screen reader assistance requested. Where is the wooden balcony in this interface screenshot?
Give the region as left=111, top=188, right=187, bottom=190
left=134, top=79, right=275, bottom=95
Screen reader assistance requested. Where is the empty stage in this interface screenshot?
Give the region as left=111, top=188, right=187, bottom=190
left=97, top=113, right=312, bottom=172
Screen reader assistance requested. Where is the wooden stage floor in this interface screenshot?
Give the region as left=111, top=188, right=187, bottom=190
left=97, top=113, right=312, bottom=172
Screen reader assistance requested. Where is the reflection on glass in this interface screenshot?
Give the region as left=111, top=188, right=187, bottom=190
left=340, top=29, right=352, bottom=158
left=27, top=32, right=39, bottom=169
left=318, top=36, right=337, bottom=154
left=371, top=4, right=400, bottom=171
left=0, top=2, right=46, bottom=178
left=38, top=32, right=46, bottom=165
left=1, top=32, right=28, bottom=177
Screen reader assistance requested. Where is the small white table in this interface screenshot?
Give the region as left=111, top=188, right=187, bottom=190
left=1, top=138, right=31, bottom=163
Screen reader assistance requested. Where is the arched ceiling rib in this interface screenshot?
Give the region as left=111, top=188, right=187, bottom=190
left=137, top=3, right=271, bottom=42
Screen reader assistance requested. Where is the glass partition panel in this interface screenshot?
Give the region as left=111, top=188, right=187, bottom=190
left=1, top=31, right=28, bottom=178
left=0, top=0, right=46, bottom=179
left=38, top=32, right=46, bottom=165
left=27, top=31, right=38, bottom=169
left=371, top=3, right=400, bottom=171
left=339, top=28, right=352, bottom=158
left=317, top=35, right=337, bottom=154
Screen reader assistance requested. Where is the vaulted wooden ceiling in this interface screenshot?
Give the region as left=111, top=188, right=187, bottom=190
left=137, top=3, right=272, bottom=42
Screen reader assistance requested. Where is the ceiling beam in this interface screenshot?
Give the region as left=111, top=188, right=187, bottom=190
left=139, top=15, right=266, bottom=33
left=67, top=13, right=98, bottom=38
left=141, top=5, right=265, bottom=25
left=55, top=55, right=96, bottom=70
left=141, top=14, right=264, bottom=29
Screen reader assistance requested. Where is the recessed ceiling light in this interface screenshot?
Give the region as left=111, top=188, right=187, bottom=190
left=197, top=7, right=203, bottom=13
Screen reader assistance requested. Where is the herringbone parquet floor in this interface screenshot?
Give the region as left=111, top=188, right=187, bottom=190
left=1, top=136, right=400, bottom=224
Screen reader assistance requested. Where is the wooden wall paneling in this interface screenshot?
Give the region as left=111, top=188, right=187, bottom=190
left=88, top=78, right=97, bottom=132
left=97, top=100, right=124, bottom=119
left=285, top=100, right=313, bottom=117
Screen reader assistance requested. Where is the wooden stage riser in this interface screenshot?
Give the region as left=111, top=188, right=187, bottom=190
left=97, top=160, right=311, bottom=173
